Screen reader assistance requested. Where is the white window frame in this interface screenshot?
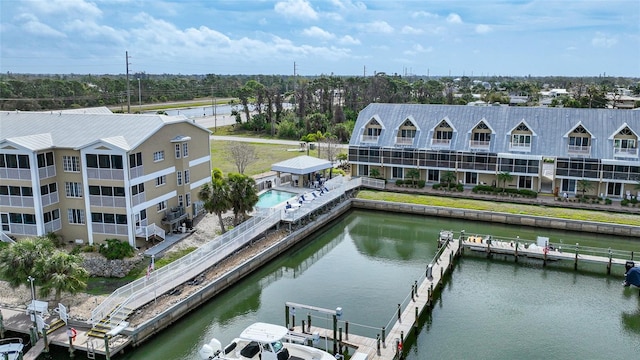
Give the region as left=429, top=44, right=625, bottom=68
left=182, top=143, right=189, bottom=158
left=156, top=200, right=168, bottom=212
left=184, top=170, right=190, bottom=184
left=177, top=171, right=183, bottom=186
left=67, top=209, right=85, bottom=224
left=175, top=144, right=181, bottom=158
left=153, top=150, right=165, bottom=162
left=65, top=182, right=83, bottom=198
left=63, top=156, right=80, bottom=172
left=155, top=175, right=166, bottom=187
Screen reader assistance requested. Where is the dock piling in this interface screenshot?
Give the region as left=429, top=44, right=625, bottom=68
left=574, top=243, right=579, bottom=270
left=104, top=334, right=111, bottom=360
left=381, top=326, right=386, bottom=348
left=0, top=310, right=4, bottom=338
left=414, top=280, right=418, bottom=297
left=397, top=304, right=401, bottom=322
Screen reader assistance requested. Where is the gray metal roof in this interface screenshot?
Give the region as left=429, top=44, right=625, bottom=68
left=271, top=155, right=332, bottom=174
left=350, top=104, right=640, bottom=161
left=0, top=111, right=207, bottom=151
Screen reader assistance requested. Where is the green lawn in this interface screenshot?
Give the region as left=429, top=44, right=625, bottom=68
left=357, top=190, right=640, bottom=226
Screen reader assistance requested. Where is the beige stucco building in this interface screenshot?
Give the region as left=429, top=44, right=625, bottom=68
left=0, top=108, right=212, bottom=247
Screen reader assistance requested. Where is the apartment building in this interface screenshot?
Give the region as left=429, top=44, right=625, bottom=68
left=348, top=104, right=640, bottom=198
left=0, top=110, right=212, bottom=247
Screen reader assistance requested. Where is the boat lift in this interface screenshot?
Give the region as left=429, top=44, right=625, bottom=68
left=285, top=302, right=342, bottom=354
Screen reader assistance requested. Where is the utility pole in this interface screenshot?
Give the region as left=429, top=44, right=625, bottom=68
left=126, top=51, right=131, bottom=113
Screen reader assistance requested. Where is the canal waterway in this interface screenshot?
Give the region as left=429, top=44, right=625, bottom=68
left=40, top=210, right=640, bottom=359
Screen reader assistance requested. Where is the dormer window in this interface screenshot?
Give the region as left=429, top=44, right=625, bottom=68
left=470, top=121, right=491, bottom=149
left=567, top=125, right=592, bottom=156
left=396, top=119, right=416, bottom=145
left=362, top=118, right=382, bottom=143
left=613, top=126, right=638, bottom=158
left=431, top=119, right=453, bottom=147
left=509, top=122, right=533, bottom=152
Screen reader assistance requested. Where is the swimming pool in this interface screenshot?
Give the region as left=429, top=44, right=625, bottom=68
left=255, top=189, right=297, bottom=208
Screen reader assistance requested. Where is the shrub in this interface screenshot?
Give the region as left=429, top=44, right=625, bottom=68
left=432, top=183, right=441, bottom=190
left=605, top=198, right=612, bottom=205
left=517, top=189, right=538, bottom=198
left=395, top=180, right=404, bottom=186
left=99, top=239, right=135, bottom=260
left=456, top=184, right=464, bottom=192
left=621, top=199, right=629, bottom=206
left=417, top=180, right=426, bottom=188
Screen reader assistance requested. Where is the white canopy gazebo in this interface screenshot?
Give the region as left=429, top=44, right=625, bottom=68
left=271, top=155, right=333, bottom=188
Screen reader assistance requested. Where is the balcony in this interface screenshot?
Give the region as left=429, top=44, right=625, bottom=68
left=129, top=165, right=144, bottom=179
left=361, top=135, right=380, bottom=143
left=614, top=147, right=638, bottom=158
left=41, top=191, right=59, bottom=207
left=395, top=136, right=414, bottom=146
left=87, top=168, right=124, bottom=180
left=431, top=139, right=451, bottom=147
left=0, top=195, right=34, bottom=208
left=89, top=195, right=126, bottom=208
left=38, top=165, right=56, bottom=179
left=0, top=168, right=31, bottom=180
left=131, top=192, right=146, bottom=207
left=162, top=207, right=188, bottom=226
left=469, top=140, right=490, bottom=149
left=44, top=219, right=62, bottom=233
left=92, top=223, right=129, bottom=236
left=5, top=223, right=38, bottom=236
left=508, top=142, right=531, bottom=152
left=568, top=145, right=591, bottom=156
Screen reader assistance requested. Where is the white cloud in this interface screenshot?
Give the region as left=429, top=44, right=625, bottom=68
left=475, top=24, right=492, bottom=34
left=446, top=13, right=462, bottom=24
left=411, top=11, right=438, bottom=19
left=274, top=0, right=318, bottom=20
left=401, top=26, right=423, bottom=35
left=29, top=0, right=102, bottom=19
left=302, top=26, right=334, bottom=40
left=339, top=35, right=360, bottom=45
left=64, top=19, right=126, bottom=44
left=330, top=0, right=367, bottom=11
left=362, top=21, right=393, bottom=34
left=403, top=44, right=432, bottom=55
left=15, top=13, right=66, bottom=38
left=591, top=32, right=617, bottom=48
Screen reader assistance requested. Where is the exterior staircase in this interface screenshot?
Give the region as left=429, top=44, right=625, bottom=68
left=87, top=305, right=134, bottom=338
left=46, top=319, right=65, bottom=334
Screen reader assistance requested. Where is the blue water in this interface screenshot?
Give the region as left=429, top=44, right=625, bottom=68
left=255, top=189, right=297, bottom=208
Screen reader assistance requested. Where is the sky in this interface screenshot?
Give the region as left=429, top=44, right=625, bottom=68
left=1, top=0, right=639, bottom=77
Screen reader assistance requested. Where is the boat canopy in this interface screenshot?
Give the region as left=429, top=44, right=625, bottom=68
left=625, top=267, right=640, bottom=287
left=239, top=322, right=289, bottom=343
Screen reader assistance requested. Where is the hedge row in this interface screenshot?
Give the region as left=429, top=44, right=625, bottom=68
left=471, top=185, right=538, bottom=198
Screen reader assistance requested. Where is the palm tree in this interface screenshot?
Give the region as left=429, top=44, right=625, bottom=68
left=0, top=237, right=54, bottom=288
left=227, top=173, right=259, bottom=225
left=497, top=172, right=513, bottom=193
left=577, top=179, right=594, bottom=198
left=35, top=251, right=88, bottom=302
left=441, top=171, right=457, bottom=190
left=198, top=168, right=231, bottom=233
left=406, top=168, right=420, bottom=187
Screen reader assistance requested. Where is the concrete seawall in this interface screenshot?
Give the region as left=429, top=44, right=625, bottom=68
left=351, top=199, right=640, bottom=237
left=125, top=200, right=352, bottom=346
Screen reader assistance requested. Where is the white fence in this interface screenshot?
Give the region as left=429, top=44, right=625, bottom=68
left=359, top=176, right=386, bottom=190
left=91, top=177, right=364, bottom=331
left=90, top=208, right=280, bottom=328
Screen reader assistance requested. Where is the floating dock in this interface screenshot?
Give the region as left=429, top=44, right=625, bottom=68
left=290, top=230, right=637, bottom=359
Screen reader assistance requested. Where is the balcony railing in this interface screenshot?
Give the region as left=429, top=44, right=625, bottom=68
left=131, top=192, right=146, bottom=207
left=129, top=165, right=144, bottom=179
left=614, top=147, right=638, bottom=157
left=509, top=142, right=531, bottom=152
left=5, top=223, right=38, bottom=236
left=431, top=139, right=451, bottom=147
left=361, top=135, right=380, bottom=143
left=0, top=168, right=31, bottom=180
left=92, top=223, right=129, bottom=236
left=469, top=140, right=490, bottom=149
left=87, top=168, right=125, bottom=180
left=89, top=195, right=126, bottom=208
left=395, top=136, right=414, bottom=145
left=44, top=219, right=62, bottom=233
left=38, top=165, right=56, bottom=179
left=0, top=195, right=34, bottom=208
left=568, top=145, right=591, bottom=155
left=41, top=191, right=59, bottom=207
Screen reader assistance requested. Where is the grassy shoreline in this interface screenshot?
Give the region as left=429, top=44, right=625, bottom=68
left=357, top=190, right=640, bottom=226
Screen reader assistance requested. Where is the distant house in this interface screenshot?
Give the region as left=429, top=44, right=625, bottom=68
left=0, top=109, right=212, bottom=246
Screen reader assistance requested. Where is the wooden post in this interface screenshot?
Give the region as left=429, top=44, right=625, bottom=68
left=607, top=248, right=612, bottom=275
left=414, top=306, right=419, bottom=332
left=411, top=284, right=415, bottom=302
left=397, top=303, right=402, bottom=322
left=338, top=327, right=343, bottom=355
left=29, top=327, right=37, bottom=346
left=104, top=334, right=111, bottom=360
left=0, top=310, right=4, bottom=338
left=307, top=314, right=312, bottom=332
left=381, top=326, right=386, bottom=348
left=301, top=320, right=305, bottom=333
left=332, top=314, right=338, bottom=355
left=285, top=305, right=290, bottom=329
left=414, top=280, right=419, bottom=297
left=376, top=334, right=381, bottom=355
left=345, top=321, right=349, bottom=341
left=42, top=327, right=49, bottom=353
left=574, top=243, right=579, bottom=270
left=515, top=241, right=519, bottom=263
left=67, top=327, right=75, bottom=358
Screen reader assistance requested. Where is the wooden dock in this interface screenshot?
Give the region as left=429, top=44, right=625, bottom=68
left=0, top=307, right=130, bottom=359
left=293, top=236, right=461, bottom=359
left=289, top=231, right=638, bottom=360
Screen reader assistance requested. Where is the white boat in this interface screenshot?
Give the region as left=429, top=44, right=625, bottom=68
left=0, top=338, right=24, bottom=360
left=199, top=322, right=336, bottom=360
